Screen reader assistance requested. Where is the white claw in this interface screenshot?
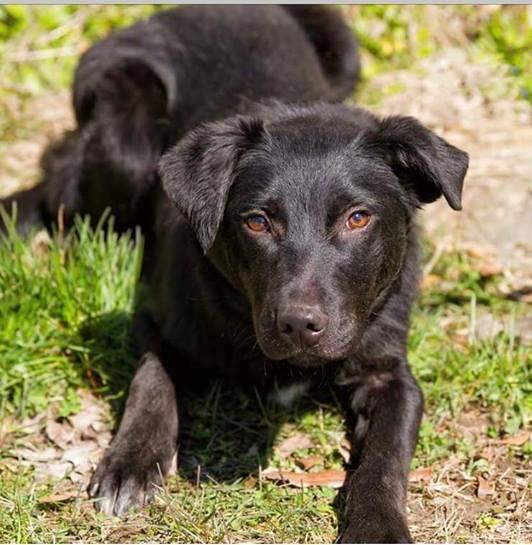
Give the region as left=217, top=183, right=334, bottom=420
left=95, top=488, right=118, bottom=516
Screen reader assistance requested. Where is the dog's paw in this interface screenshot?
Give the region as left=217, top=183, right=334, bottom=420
left=338, top=525, right=411, bottom=544
left=338, top=506, right=412, bottom=544
left=88, top=448, right=173, bottom=516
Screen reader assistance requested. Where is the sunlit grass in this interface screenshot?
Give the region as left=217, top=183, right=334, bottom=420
left=0, top=217, right=529, bottom=542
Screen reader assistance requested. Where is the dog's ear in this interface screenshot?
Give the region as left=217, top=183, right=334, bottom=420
left=76, top=58, right=170, bottom=186
left=74, top=58, right=171, bottom=127
left=73, top=39, right=177, bottom=199
left=159, top=117, right=265, bottom=252
left=370, top=116, right=468, bottom=210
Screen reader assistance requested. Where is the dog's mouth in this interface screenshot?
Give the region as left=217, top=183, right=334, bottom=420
left=286, top=350, right=344, bottom=368
left=255, top=329, right=358, bottom=366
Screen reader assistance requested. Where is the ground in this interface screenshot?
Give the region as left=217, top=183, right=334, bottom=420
left=0, top=6, right=531, bottom=544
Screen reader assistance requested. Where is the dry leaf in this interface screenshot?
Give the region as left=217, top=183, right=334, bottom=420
left=477, top=475, right=495, bottom=499
left=478, top=262, right=503, bottom=277
left=501, top=431, right=530, bottom=446
left=409, top=466, right=433, bottom=483
left=262, top=467, right=346, bottom=488
left=475, top=313, right=504, bottom=341
left=68, top=391, right=107, bottom=436
left=11, top=447, right=60, bottom=463
left=79, top=427, right=98, bottom=441
left=0, top=416, right=14, bottom=448
left=38, top=491, right=77, bottom=504
left=35, top=461, right=72, bottom=482
left=46, top=421, right=75, bottom=449
left=296, top=455, right=322, bottom=470
left=95, top=430, right=112, bottom=449
left=452, top=326, right=469, bottom=343
left=19, top=413, right=46, bottom=435
left=61, top=442, right=98, bottom=472
left=422, top=274, right=442, bottom=289
left=466, top=245, right=495, bottom=260
left=0, top=459, right=19, bottom=472
left=503, top=283, right=532, bottom=303
left=7, top=392, right=111, bottom=488
left=68, top=471, right=89, bottom=485
left=69, top=408, right=102, bottom=435
left=276, top=433, right=314, bottom=459
left=243, top=476, right=257, bottom=489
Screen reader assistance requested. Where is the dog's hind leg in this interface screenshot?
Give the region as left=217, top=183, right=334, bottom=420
left=88, top=351, right=179, bottom=516
left=1, top=130, right=84, bottom=235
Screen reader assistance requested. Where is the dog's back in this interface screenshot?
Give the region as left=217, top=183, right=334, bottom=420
left=74, top=6, right=359, bottom=128
left=282, top=5, right=360, bottom=101
left=2, top=6, right=359, bottom=235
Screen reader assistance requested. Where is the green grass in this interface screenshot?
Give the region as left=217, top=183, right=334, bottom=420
left=411, top=249, right=531, bottom=465
left=0, top=217, right=529, bottom=543
left=349, top=5, right=532, bottom=102
left=0, top=211, right=142, bottom=421
left=0, top=469, right=339, bottom=543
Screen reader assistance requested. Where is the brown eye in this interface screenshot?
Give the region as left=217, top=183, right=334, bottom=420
left=346, top=210, right=370, bottom=230
left=245, top=214, right=269, bottom=233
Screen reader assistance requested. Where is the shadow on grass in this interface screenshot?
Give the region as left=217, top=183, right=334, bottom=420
left=178, top=383, right=324, bottom=482
left=77, top=310, right=138, bottom=416
left=76, top=308, right=349, bottom=534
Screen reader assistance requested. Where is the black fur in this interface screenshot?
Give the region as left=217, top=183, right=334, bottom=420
left=1, top=6, right=468, bottom=543
left=2, top=5, right=359, bottom=235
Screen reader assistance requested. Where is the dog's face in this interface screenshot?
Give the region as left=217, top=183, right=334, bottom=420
left=160, top=104, right=468, bottom=365
left=217, top=120, right=412, bottom=364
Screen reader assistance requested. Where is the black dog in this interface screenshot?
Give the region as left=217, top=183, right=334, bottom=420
left=2, top=6, right=468, bottom=543
left=3, top=5, right=359, bottom=237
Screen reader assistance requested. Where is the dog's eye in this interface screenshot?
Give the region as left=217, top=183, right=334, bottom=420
left=346, top=211, right=370, bottom=230
left=245, top=214, right=269, bottom=233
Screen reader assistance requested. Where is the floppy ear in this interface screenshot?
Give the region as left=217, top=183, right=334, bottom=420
left=74, top=58, right=170, bottom=127
left=371, top=116, right=468, bottom=210
left=158, top=117, right=265, bottom=252
left=72, top=16, right=181, bottom=203
left=73, top=20, right=177, bottom=127
left=75, top=58, right=170, bottom=188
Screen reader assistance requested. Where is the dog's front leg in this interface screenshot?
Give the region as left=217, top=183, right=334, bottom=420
left=89, top=351, right=179, bottom=516
left=337, top=365, right=423, bottom=544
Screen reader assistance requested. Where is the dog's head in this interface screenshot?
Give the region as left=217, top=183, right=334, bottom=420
left=159, top=104, right=468, bottom=365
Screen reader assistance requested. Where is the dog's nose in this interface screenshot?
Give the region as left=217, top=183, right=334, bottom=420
left=276, top=306, right=328, bottom=348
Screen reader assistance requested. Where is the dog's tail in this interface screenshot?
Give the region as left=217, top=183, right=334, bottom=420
left=0, top=184, right=46, bottom=236
left=283, top=5, right=360, bottom=102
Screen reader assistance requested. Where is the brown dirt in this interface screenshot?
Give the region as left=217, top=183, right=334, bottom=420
left=356, top=48, right=532, bottom=283
left=409, top=417, right=531, bottom=543
left=0, top=90, right=73, bottom=197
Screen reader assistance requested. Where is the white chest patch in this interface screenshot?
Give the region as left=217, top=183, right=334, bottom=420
left=269, top=381, right=311, bottom=408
